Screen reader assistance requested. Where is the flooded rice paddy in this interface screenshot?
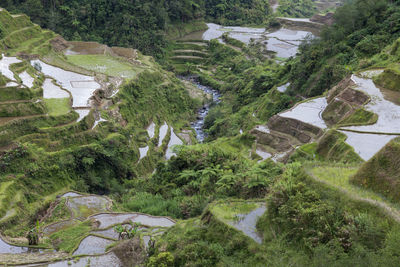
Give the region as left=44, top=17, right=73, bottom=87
left=139, top=146, right=149, bottom=160
left=42, top=79, right=70, bottom=99
left=0, top=55, right=21, bottom=80
left=277, top=82, right=290, bottom=93
left=0, top=237, right=44, bottom=254
left=19, top=71, right=34, bottom=88
left=147, top=122, right=156, bottom=139
left=166, top=128, right=183, bottom=160
left=90, top=213, right=175, bottom=229
left=255, top=149, right=272, bottom=162
left=227, top=205, right=266, bottom=244
left=198, top=23, right=315, bottom=58
left=280, top=97, right=328, bottom=129
left=36, top=253, right=122, bottom=267
left=72, top=235, right=114, bottom=256
left=339, top=131, right=395, bottom=161
left=74, top=109, right=90, bottom=122
left=342, top=75, right=400, bottom=134
left=31, top=60, right=100, bottom=108
left=92, top=115, right=107, bottom=129
left=158, top=122, right=169, bottom=147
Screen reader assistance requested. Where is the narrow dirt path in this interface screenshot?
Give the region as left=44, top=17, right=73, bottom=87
left=306, top=169, right=400, bottom=223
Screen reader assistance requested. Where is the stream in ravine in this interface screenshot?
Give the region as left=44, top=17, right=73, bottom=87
left=179, top=76, right=221, bottom=142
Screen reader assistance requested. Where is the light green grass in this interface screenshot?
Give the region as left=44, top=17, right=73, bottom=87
left=0, top=181, right=14, bottom=207
left=49, top=221, right=92, bottom=253
left=44, top=98, right=70, bottom=116
left=211, top=201, right=259, bottom=221
left=67, top=54, right=143, bottom=79
left=310, top=165, right=400, bottom=208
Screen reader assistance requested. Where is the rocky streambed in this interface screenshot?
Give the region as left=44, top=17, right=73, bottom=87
left=179, top=76, right=221, bottom=142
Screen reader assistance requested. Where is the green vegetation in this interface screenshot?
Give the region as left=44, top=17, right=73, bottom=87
left=0, top=9, right=54, bottom=55
left=150, top=217, right=265, bottom=266
left=352, top=138, right=400, bottom=203
left=191, top=40, right=296, bottom=140
left=0, top=101, right=46, bottom=117
left=150, top=164, right=400, bottom=266
left=66, top=54, right=144, bottom=79
left=44, top=98, right=71, bottom=116
left=49, top=221, right=92, bottom=253
left=121, top=144, right=282, bottom=219
left=339, top=108, right=378, bottom=126
left=276, top=0, right=317, bottom=18
left=41, top=198, right=71, bottom=226
left=287, top=0, right=400, bottom=97
left=0, top=7, right=200, bottom=238
left=257, top=163, right=400, bottom=266
left=211, top=201, right=259, bottom=221
left=1, top=0, right=400, bottom=265
left=289, top=130, right=363, bottom=164
left=1, top=0, right=271, bottom=57
left=375, top=68, right=400, bottom=92
left=315, top=130, right=363, bottom=163
left=310, top=164, right=399, bottom=208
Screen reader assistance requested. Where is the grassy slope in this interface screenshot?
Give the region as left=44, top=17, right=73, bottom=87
left=352, top=138, right=400, bottom=203
left=66, top=54, right=146, bottom=79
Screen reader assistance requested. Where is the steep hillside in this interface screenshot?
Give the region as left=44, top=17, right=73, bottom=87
left=1, top=0, right=272, bottom=57
left=287, top=0, right=400, bottom=97
left=0, top=8, right=198, bottom=238
left=1, top=0, right=400, bottom=266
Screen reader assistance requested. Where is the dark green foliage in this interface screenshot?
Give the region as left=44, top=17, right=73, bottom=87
left=0, top=23, right=5, bottom=39
left=204, top=0, right=271, bottom=25
left=200, top=40, right=295, bottom=140
left=121, top=144, right=282, bottom=219
left=151, top=144, right=281, bottom=198
left=151, top=164, right=400, bottom=266
left=261, top=163, right=398, bottom=262
left=152, top=217, right=267, bottom=266
left=1, top=0, right=270, bottom=57
left=276, top=0, right=316, bottom=18
left=118, top=71, right=195, bottom=126
left=0, top=101, right=46, bottom=117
